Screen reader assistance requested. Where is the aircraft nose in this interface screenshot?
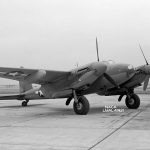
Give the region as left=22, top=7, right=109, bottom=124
left=92, top=62, right=107, bottom=76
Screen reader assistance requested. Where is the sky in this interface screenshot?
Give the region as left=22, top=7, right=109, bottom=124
left=0, top=0, right=150, bottom=84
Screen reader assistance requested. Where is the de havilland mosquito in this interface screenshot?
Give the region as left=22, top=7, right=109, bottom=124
left=0, top=39, right=150, bottom=115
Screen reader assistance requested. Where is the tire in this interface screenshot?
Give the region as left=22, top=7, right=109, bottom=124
left=125, top=94, right=140, bottom=109
left=22, top=101, right=27, bottom=107
left=73, top=96, right=90, bottom=115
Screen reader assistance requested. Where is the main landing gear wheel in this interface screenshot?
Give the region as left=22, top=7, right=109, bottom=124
left=22, top=100, right=29, bottom=107
left=125, top=94, right=140, bottom=109
left=73, top=96, right=90, bottom=115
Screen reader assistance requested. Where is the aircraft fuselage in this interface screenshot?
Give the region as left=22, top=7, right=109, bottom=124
left=41, top=61, right=136, bottom=98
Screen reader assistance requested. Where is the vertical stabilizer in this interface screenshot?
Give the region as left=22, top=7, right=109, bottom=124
left=19, top=66, right=32, bottom=94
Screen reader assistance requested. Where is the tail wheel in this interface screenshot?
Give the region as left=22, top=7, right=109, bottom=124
left=73, top=96, right=90, bottom=115
left=125, top=94, right=140, bottom=109
left=22, top=101, right=27, bottom=107
left=22, top=99, right=29, bottom=107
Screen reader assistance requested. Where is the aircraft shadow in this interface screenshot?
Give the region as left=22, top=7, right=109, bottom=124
left=0, top=103, right=145, bottom=117
left=32, top=106, right=130, bottom=117
left=0, top=103, right=45, bottom=109
left=30, top=107, right=129, bottom=118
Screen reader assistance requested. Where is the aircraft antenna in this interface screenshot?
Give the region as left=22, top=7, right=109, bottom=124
left=96, top=37, right=100, bottom=62
left=139, top=44, right=149, bottom=65
left=76, top=63, right=78, bottom=67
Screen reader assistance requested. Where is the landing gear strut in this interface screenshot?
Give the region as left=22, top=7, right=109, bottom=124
left=125, top=93, right=140, bottom=109
left=22, top=99, right=29, bottom=107
left=66, top=97, right=72, bottom=106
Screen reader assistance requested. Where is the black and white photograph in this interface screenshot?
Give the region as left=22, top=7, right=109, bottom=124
left=0, top=0, right=150, bottom=149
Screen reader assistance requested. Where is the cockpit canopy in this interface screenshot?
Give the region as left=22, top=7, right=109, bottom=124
left=102, top=60, right=115, bottom=65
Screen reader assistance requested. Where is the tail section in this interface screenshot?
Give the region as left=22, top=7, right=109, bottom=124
left=19, top=66, right=32, bottom=94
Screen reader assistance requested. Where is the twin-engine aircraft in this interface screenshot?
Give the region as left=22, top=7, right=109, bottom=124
left=0, top=39, right=150, bottom=115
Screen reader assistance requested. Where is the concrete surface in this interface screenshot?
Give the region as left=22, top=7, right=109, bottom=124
left=0, top=94, right=149, bottom=150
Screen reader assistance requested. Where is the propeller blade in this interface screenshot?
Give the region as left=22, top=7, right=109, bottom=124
left=143, top=75, right=150, bottom=91
left=96, top=37, right=100, bottom=62
left=104, top=73, right=120, bottom=88
left=139, top=44, right=149, bottom=65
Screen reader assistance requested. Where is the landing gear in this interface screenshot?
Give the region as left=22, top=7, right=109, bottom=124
left=73, top=96, right=90, bottom=115
left=125, top=93, right=140, bottom=109
left=22, top=99, right=29, bottom=107
left=66, top=97, right=73, bottom=106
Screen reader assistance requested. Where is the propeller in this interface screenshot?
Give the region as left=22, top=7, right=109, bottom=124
left=139, top=44, right=150, bottom=90
left=143, top=75, right=150, bottom=91
left=96, top=37, right=100, bottom=62
left=96, top=37, right=119, bottom=88
left=139, top=44, right=149, bottom=65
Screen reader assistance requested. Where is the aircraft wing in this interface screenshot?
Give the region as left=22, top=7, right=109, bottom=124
left=0, top=67, right=70, bottom=84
